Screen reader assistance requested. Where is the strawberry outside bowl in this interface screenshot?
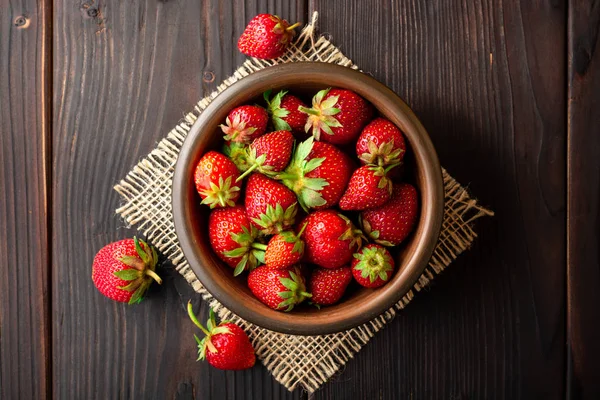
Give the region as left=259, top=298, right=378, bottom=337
left=172, top=62, right=444, bottom=335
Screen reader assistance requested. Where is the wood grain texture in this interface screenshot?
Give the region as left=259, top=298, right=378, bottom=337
left=0, top=1, right=51, bottom=399
left=52, top=0, right=305, bottom=398
left=309, top=0, right=566, bottom=398
left=567, top=1, right=600, bottom=399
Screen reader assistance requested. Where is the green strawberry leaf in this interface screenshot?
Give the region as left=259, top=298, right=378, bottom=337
left=319, top=95, right=339, bottom=110
left=134, top=237, right=151, bottom=264
left=113, top=269, right=141, bottom=281
left=273, top=117, right=292, bottom=131
left=302, top=177, right=328, bottom=191
left=211, top=326, right=231, bottom=335
left=271, top=90, right=286, bottom=109
left=277, top=298, right=296, bottom=312
left=298, top=188, right=327, bottom=210
left=292, top=240, right=304, bottom=254
left=312, top=88, right=331, bottom=106
left=320, top=122, right=335, bottom=136
left=278, top=291, right=293, bottom=299
left=224, top=247, right=249, bottom=258
left=263, top=89, right=273, bottom=103
left=119, top=255, right=142, bottom=268
left=304, top=157, right=325, bottom=173
left=323, top=115, right=343, bottom=128
left=233, top=255, right=249, bottom=276
left=273, top=108, right=290, bottom=118
left=279, top=277, right=299, bottom=291
left=118, top=280, right=142, bottom=292
left=252, top=249, right=265, bottom=264
left=151, top=246, right=159, bottom=268
left=207, top=315, right=215, bottom=332
left=128, top=281, right=149, bottom=305
left=294, top=137, right=315, bottom=163
left=321, top=106, right=341, bottom=116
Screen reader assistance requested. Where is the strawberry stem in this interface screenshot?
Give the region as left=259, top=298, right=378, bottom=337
left=187, top=301, right=211, bottom=336
left=297, top=222, right=308, bottom=238
left=286, top=22, right=301, bottom=31
left=252, top=243, right=268, bottom=251
left=145, top=269, right=163, bottom=285
left=298, top=106, right=319, bottom=116
left=384, top=162, right=401, bottom=173
left=236, top=161, right=259, bottom=182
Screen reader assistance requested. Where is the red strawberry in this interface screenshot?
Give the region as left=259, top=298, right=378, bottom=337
left=302, top=210, right=365, bottom=269
left=356, top=118, right=406, bottom=167
left=187, top=304, right=255, bottom=370
left=195, top=151, right=241, bottom=208
left=237, top=14, right=300, bottom=60
left=351, top=244, right=395, bottom=288
left=360, top=183, right=419, bottom=246
left=264, top=90, right=308, bottom=135
left=264, top=223, right=307, bottom=269
left=278, top=137, right=353, bottom=210
left=247, top=265, right=311, bottom=311
left=308, top=266, right=353, bottom=306
left=237, top=130, right=294, bottom=180
left=339, top=165, right=394, bottom=211
left=220, top=105, right=269, bottom=143
left=299, top=88, right=373, bottom=145
left=245, top=173, right=298, bottom=234
left=92, top=237, right=162, bottom=304
left=208, top=205, right=264, bottom=276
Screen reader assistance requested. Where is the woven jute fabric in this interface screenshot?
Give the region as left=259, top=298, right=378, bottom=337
left=114, top=12, right=493, bottom=393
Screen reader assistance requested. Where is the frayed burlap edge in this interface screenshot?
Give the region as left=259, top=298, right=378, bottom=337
left=114, top=12, right=493, bottom=393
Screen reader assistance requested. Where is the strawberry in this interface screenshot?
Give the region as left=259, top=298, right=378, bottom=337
left=351, top=244, right=395, bottom=288
left=237, top=14, right=300, bottom=60
left=187, top=304, right=255, bottom=370
left=244, top=173, right=298, bottom=234
left=302, top=210, right=365, bottom=269
left=208, top=205, right=264, bottom=276
left=247, top=265, right=311, bottom=311
left=299, top=88, right=373, bottom=145
left=263, top=223, right=307, bottom=269
left=264, top=90, right=308, bottom=135
left=194, top=151, right=241, bottom=208
left=220, top=105, right=269, bottom=143
left=360, top=183, right=419, bottom=246
left=92, top=237, right=162, bottom=304
left=308, top=266, right=353, bottom=306
left=278, top=137, right=353, bottom=210
left=237, top=130, right=294, bottom=180
left=338, top=165, right=394, bottom=211
left=356, top=118, right=406, bottom=167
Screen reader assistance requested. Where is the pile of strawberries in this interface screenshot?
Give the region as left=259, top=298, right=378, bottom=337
left=196, top=85, right=419, bottom=312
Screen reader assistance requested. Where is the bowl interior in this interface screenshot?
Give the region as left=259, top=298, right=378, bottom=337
left=173, top=63, right=443, bottom=335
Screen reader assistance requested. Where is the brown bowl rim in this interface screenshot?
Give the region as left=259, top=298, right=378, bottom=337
left=172, top=62, right=444, bottom=335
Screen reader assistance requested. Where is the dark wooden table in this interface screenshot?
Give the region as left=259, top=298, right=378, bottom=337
left=1, top=0, right=599, bottom=399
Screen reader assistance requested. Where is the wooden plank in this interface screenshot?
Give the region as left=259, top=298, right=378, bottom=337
left=309, top=0, right=566, bottom=398
left=52, top=0, right=306, bottom=398
left=0, top=1, right=51, bottom=399
left=567, top=1, right=600, bottom=399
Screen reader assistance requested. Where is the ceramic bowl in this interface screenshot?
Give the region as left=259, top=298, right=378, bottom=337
left=172, top=62, right=443, bottom=335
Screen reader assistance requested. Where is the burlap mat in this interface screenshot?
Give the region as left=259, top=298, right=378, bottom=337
left=114, top=12, right=493, bottom=393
